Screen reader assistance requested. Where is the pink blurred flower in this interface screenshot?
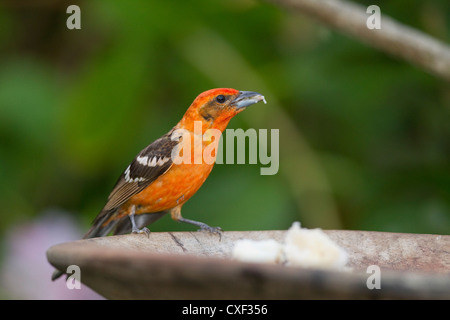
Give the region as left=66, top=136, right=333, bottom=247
left=1, top=209, right=104, bottom=299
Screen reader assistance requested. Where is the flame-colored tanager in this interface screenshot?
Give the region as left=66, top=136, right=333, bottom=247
left=88, top=88, right=266, bottom=239
left=52, top=88, right=265, bottom=280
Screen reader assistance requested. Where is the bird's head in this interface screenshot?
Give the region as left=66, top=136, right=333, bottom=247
left=179, top=88, right=266, bottom=132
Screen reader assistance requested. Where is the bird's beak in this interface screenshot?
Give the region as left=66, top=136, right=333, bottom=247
left=233, top=91, right=267, bottom=110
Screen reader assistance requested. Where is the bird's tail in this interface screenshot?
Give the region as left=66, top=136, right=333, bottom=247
left=82, top=209, right=122, bottom=239
left=51, top=210, right=167, bottom=281
left=83, top=209, right=167, bottom=238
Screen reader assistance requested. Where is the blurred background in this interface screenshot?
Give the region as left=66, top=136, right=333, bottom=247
left=0, top=0, right=449, bottom=299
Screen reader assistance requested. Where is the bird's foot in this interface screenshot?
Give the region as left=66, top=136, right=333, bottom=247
left=196, top=223, right=223, bottom=241
left=129, top=205, right=150, bottom=238
left=131, top=226, right=150, bottom=238
left=197, top=223, right=223, bottom=235
left=177, top=217, right=222, bottom=239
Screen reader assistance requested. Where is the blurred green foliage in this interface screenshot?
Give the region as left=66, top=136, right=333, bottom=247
left=0, top=0, right=449, bottom=235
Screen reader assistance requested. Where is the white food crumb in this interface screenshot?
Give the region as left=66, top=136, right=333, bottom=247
left=283, top=222, right=348, bottom=270
left=232, top=239, right=282, bottom=264
left=231, top=222, right=348, bottom=270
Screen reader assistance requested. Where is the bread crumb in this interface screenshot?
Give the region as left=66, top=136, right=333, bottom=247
left=232, top=239, right=282, bottom=264
left=231, top=222, right=348, bottom=270
left=284, top=222, right=348, bottom=270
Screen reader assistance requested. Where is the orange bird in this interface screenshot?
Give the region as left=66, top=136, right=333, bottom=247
left=52, top=88, right=265, bottom=280
left=88, top=88, right=265, bottom=238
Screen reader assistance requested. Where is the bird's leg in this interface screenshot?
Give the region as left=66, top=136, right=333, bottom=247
left=129, top=205, right=150, bottom=237
left=178, top=217, right=223, bottom=236
left=170, top=205, right=222, bottom=237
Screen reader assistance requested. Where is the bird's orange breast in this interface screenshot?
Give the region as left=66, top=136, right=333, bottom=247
left=129, top=161, right=215, bottom=213
left=126, top=132, right=219, bottom=214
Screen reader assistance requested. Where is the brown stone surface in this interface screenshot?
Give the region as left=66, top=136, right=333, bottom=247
left=47, top=230, right=450, bottom=299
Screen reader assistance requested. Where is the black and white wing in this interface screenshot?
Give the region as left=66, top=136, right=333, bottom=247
left=102, top=129, right=179, bottom=212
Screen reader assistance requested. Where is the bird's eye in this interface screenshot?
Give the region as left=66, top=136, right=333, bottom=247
left=216, top=95, right=226, bottom=103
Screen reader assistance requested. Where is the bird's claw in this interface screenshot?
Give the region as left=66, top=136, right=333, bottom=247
left=197, top=224, right=223, bottom=240
left=177, top=217, right=222, bottom=240
left=132, top=227, right=150, bottom=238
left=198, top=225, right=222, bottom=233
